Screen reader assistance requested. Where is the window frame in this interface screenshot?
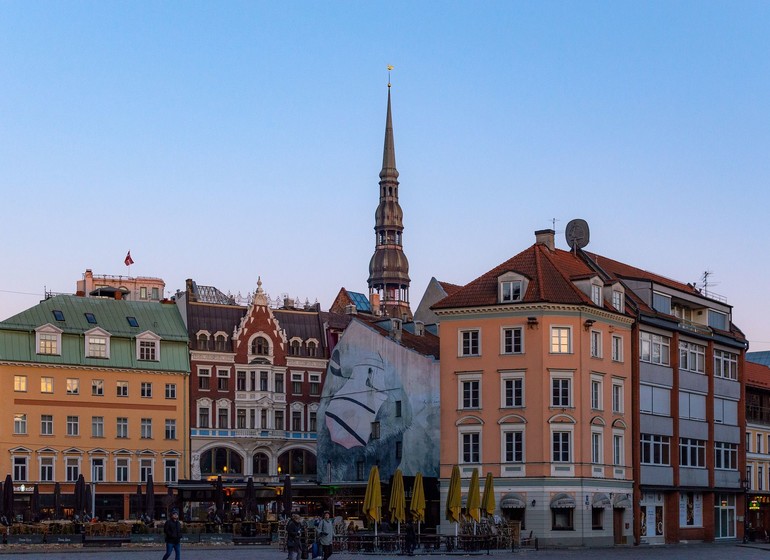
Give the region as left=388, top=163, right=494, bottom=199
left=550, top=326, right=572, bottom=354
left=501, top=326, right=524, bottom=355
left=459, top=329, right=481, bottom=357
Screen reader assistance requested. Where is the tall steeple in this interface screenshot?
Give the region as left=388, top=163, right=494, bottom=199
left=368, top=83, right=412, bottom=320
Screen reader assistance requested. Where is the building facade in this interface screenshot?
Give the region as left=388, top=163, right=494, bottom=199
left=0, top=293, right=189, bottom=520
left=76, top=269, right=166, bottom=302
left=433, top=230, right=635, bottom=547
left=745, top=359, right=770, bottom=540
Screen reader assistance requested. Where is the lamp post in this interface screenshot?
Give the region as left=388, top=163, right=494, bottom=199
left=743, top=477, right=751, bottom=543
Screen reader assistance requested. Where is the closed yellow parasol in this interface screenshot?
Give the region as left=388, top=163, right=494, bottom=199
left=481, top=472, right=496, bottom=517
left=466, top=469, right=481, bottom=523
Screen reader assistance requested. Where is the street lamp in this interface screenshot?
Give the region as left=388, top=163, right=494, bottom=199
left=743, top=477, right=751, bottom=543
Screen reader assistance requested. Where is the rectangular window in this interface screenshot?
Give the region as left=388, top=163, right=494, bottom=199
left=140, top=459, right=153, bottom=482
left=309, top=411, right=317, bottom=432
left=371, top=421, right=381, bottom=439
left=40, top=377, right=54, bottom=393
left=552, top=431, right=571, bottom=462
left=462, top=380, right=480, bottom=408
left=613, top=434, right=624, bottom=466
left=116, top=458, right=129, bottom=482
left=591, top=432, right=602, bottom=464
left=292, top=411, right=302, bottom=432
left=198, top=368, right=211, bottom=390
left=640, top=384, right=671, bottom=416
left=462, top=432, right=480, bottom=463
left=611, top=335, right=623, bottom=362
left=714, top=442, right=738, bottom=470
left=117, top=417, right=128, bottom=439
left=67, top=416, right=79, bottom=436
left=550, top=327, right=571, bottom=353
left=261, top=409, right=268, bottom=429
left=679, top=341, right=706, bottom=373
left=275, top=373, right=284, bottom=393
left=139, top=340, right=156, bottom=361
left=140, top=287, right=147, bottom=299
left=165, top=459, right=177, bottom=483
left=309, top=374, right=321, bottom=396
left=275, top=410, right=284, bottom=431
left=641, top=433, right=670, bottom=465
left=679, top=392, right=706, bottom=420
left=13, top=457, right=27, bottom=481
left=551, top=378, right=571, bottom=408
left=292, top=381, right=302, bottom=394
left=502, top=327, right=523, bottom=354
left=714, top=398, right=738, bottom=425
left=218, top=376, right=229, bottom=391
left=66, top=457, right=79, bottom=481
left=165, top=419, right=176, bottom=440
left=612, top=290, right=624, bottom=313
left=461, top=330, right=480, bottom=356
left=41, top=414, right=53, bottom=435
left=236, top=409, right=246, bottom=429
left=714, top=350, right=738, bottom=380
left=504, top=430, right=524, bottom=462
left=87, top=336, right=107, bottom=358
left=117, top=381, right=128, bottom=397
left=679, top=438, right=706, bottom=468
left=652, top=291, right=672, bottom=314
left=760, top=467, right=765, bottom=491
left=198, top=407, right=209, bottom=428
left=14, top=413, right=27, bottom=434
left=612, top=382, right=623, bottom=413
left=591, top=284, right=602, bottom=306
left=501, top=280, right=523, bottom=302
left=708, top=310, right=728, bottom=330
left=14, top=375, right=27, bottom=392
left=639, top=332, right=670, bottom=365
left=92, top=416, right=104, bottom=438
left=165, top=384, right=176, bottom=399
left=92, top=379, right=104, bottom=396
left=590, top=330, right=602, bottom=358
left=218, top=408, right=228, bottom=429
left=503, top=377, right=524, bottom=408
left=91, top=458, right=105, bottom=482
left=67, top=378, right=79, bottom=395
left=758, top=434, right=763, bottom=454
left=141, top=382, right=152, bottom=398
left=236, top=371, right=247, bottom=391
left=591, top=378, right=602, bottom=410
left=151, top=287, right=160, bottom=300
left=39, top=333, right=59, bottom=355
left=140, top=418, right=152, bottom=439
left=259, top=371, right=269, bottom=391
left=40, top=457, right=54, bottom=481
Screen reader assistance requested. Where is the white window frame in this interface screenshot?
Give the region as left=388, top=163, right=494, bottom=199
left=14, top=413, right=27, bottom=435
left=459, top=329, right=481, bottom=357
left=458, top=426, right=481, bottom=465
left=67, top=378, right=80, bottom=395
left=116, top=417, right=128, bottom=439
left=550, top=371, right=573, bottom=408
left=14, top=375, right=27, bottom=392
left=85, top=328, right=111, bottom=359
left=91, top=379, right=104, bottom=396
left=613, top=431, right=624, bottom=466
left=41, top=414, right=53, bottom=436
left=91, top=416, right=104, bottom=438
left=679, top=341, right=706, bottom=374
left=611, top=335, right=623, bottom=362
left=501, top=426, right=525, bottom=463
left=612, top=290, right=624, bottom=313
left=591, top=428, right=603, bottom=464
left=500, top=370, right=525, bottom=408
left=679, top=391, right=706, bottom=421
left=612, top=380, right=624, bottom=414
left=640, top=331, right=670, bottom=365
left=139, top=457, right=154, bottom=482
left=458, top=373, right=482, bottom=409
left=65, top=456, right=81, bottom=481
left=13, top=454, right=29, bottom=481
left=136, top=331, right=161, bottom=361
left=550, top=326, right=572, bottom=354
left=40, top=377, right=54, bottom=393
left=591, top=375, right=603, bottom=410
left=141, top=382, right=153, bottom=398
left=91, top=456, right=106, bottom=482
left=39, top=455, right=55, bottom=482
left=679, top=438, right=706, bottom=468
left=500, top=280, right=523, bottom=303
left=590, top=330, right=602, bottom=358
left=164, top=458, right=178, bottom=483
left=35, top=324, right=62, bottom=356
left=714, top=397, right=738, bottom=425
left=640, top=433, right=670, bottom=465
left=640, top=384, right=671, bottom=416
left=714, top=349, right=738, bottom=380
left=714, top=442, right=738, bottom=470
left=140, top=418, right=152, bottom=439
left=551, top=428, right=573, bottom=463
left=66, top=415, right=79, bottom=436
left=501, top=326, right=524, bottom=355
left=115, top=456, right=130, bottom=482
left=591, top=284, right=602, bottom=306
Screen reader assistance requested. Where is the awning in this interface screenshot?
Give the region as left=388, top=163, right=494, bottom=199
left=550, top=493, right=576, bottom=509
left=500, top=492, right=526, bottom=509
left=592, top=493, right=611, bottom=508
left=613, top=494, right=632, bottom=509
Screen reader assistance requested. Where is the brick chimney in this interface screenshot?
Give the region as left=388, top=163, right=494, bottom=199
left=535, top=229, right=555, bottom=251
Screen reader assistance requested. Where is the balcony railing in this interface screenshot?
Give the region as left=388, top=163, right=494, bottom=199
left=191, top=428, right=317, bottom=440
left=678, top=319, right=712, bottom=336
left=748, top=406, right=770, bottom=426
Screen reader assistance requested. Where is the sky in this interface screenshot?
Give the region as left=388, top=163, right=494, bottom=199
left=1, top=1, right=770, bottom=350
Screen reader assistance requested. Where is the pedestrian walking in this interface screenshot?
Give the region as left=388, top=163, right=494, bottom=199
left=286, top=513, right=303, bottom=560
left=161, top=508, right=183, bottom=560
left=317, top=511, right=334, bottom=560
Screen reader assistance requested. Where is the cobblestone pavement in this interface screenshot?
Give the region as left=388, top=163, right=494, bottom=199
left=1, top=542, right=770, bottom=560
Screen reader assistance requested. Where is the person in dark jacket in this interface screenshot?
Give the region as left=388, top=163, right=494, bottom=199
left=161, top=509, right=183, bottom=560
left=286, top=513, right=302, bottom=560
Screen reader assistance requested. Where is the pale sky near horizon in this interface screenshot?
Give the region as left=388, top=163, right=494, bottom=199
left=2, top=2, right=770, bottom=350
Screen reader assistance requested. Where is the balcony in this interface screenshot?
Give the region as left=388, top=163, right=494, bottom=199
left=191, top=428, right=317, bottom=440
left=677, top=319, right=712, bottom=336
left=748, top=405, right=770, bottom=426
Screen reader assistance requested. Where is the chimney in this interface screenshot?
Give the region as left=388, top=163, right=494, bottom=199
left=369, top=293, right=381, bottom=314
left=390, top=318, right=402, bottom=341
left=115, top=290, right=123, bottom=300
left=284, top=297, right=294, bottom=309
left=535, top=229, right=555, bottom=251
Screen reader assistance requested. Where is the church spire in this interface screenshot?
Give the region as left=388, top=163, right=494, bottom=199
left=368, top=80, right=412, bottom=320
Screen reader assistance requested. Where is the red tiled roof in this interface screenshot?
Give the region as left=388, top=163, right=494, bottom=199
left=746, top=360, right=770, bottom=389
left=438, top=280, right=463, bottom=297
left=433, top=244, right=599, bottom=310
left=583, top=251, right=699, bottom=296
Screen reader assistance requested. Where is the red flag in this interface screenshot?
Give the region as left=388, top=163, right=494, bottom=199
left=124, top=251, right=134, bottom=266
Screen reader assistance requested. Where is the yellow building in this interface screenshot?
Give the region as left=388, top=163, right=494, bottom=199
left=0, top=293, right=189, bottom=521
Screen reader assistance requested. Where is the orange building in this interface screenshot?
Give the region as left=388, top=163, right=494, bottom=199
left=0, top=293, right=189, bottom=521
left=433, top=230, right=634, bottom=547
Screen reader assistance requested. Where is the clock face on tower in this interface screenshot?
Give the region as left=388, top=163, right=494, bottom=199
left=565, top=219, right=590, bottom=250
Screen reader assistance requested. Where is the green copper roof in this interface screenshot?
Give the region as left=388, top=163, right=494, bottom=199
left=0, top=294, right=190, bottom=373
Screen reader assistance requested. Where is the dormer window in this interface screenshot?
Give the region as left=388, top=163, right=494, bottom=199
left=250, top=336, right=270, bottom=356
left=501, top=281, right=523, bottom=303
left=136, top=331, right=161, bottom=362
left=612, top=290, right=624, bottom=313
left=709, top=310, right=728, bottom=331
left=307, top=341, right=317, bottom=357
left=591, top=285, right=602, bottom=306
left=290, top=339, right=301, bottom=356
left=35, top=324, right=62, bottom=356
left=652, top=292, right=672, bottom=315
left=85, top=328, right=111, bottom=359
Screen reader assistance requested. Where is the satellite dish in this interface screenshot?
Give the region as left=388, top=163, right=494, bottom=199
left=565, top=219, right=590, bottom=250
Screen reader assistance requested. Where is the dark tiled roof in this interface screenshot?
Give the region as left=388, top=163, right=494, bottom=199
left=583, top=251, right=699, bottom=296
left=364, top=319, right=440, bottom=360
left=187, top=302, right=246, bottom=340
left=274, top=309, right=328, bottom=351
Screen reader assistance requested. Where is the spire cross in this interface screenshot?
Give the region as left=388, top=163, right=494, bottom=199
left=387, top=65, right=394, bottom=88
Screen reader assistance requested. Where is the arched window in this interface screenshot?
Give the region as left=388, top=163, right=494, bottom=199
left=277, top=449, right=317, bottom=476
left=200, top=447, right=243, bottom=476
left=290, top=340, right=301, bottom=356
left=307, top=341, right=317, bottom=357
left=253, top=452, right=269, bottom=475
left=215, top=335, right=226, bottom=352
left=250, top=336, right=269, bottom=356
left=197, top=334, right=209, bottom=350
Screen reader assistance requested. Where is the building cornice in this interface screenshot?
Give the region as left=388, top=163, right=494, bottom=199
left=0, top=360, right=189, bottom=376
left=434, top=303, right=634, bottom=325
left=190, top=351, right=235, bottom=363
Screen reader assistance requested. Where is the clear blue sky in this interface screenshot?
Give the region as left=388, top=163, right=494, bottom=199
left=2, top=1, right=770, bottom=350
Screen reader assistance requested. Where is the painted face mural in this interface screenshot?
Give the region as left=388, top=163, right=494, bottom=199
left=324, top=352, right=388, bottom=448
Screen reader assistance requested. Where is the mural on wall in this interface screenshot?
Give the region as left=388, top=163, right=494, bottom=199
left=317, top=319, right=440, bottom=481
